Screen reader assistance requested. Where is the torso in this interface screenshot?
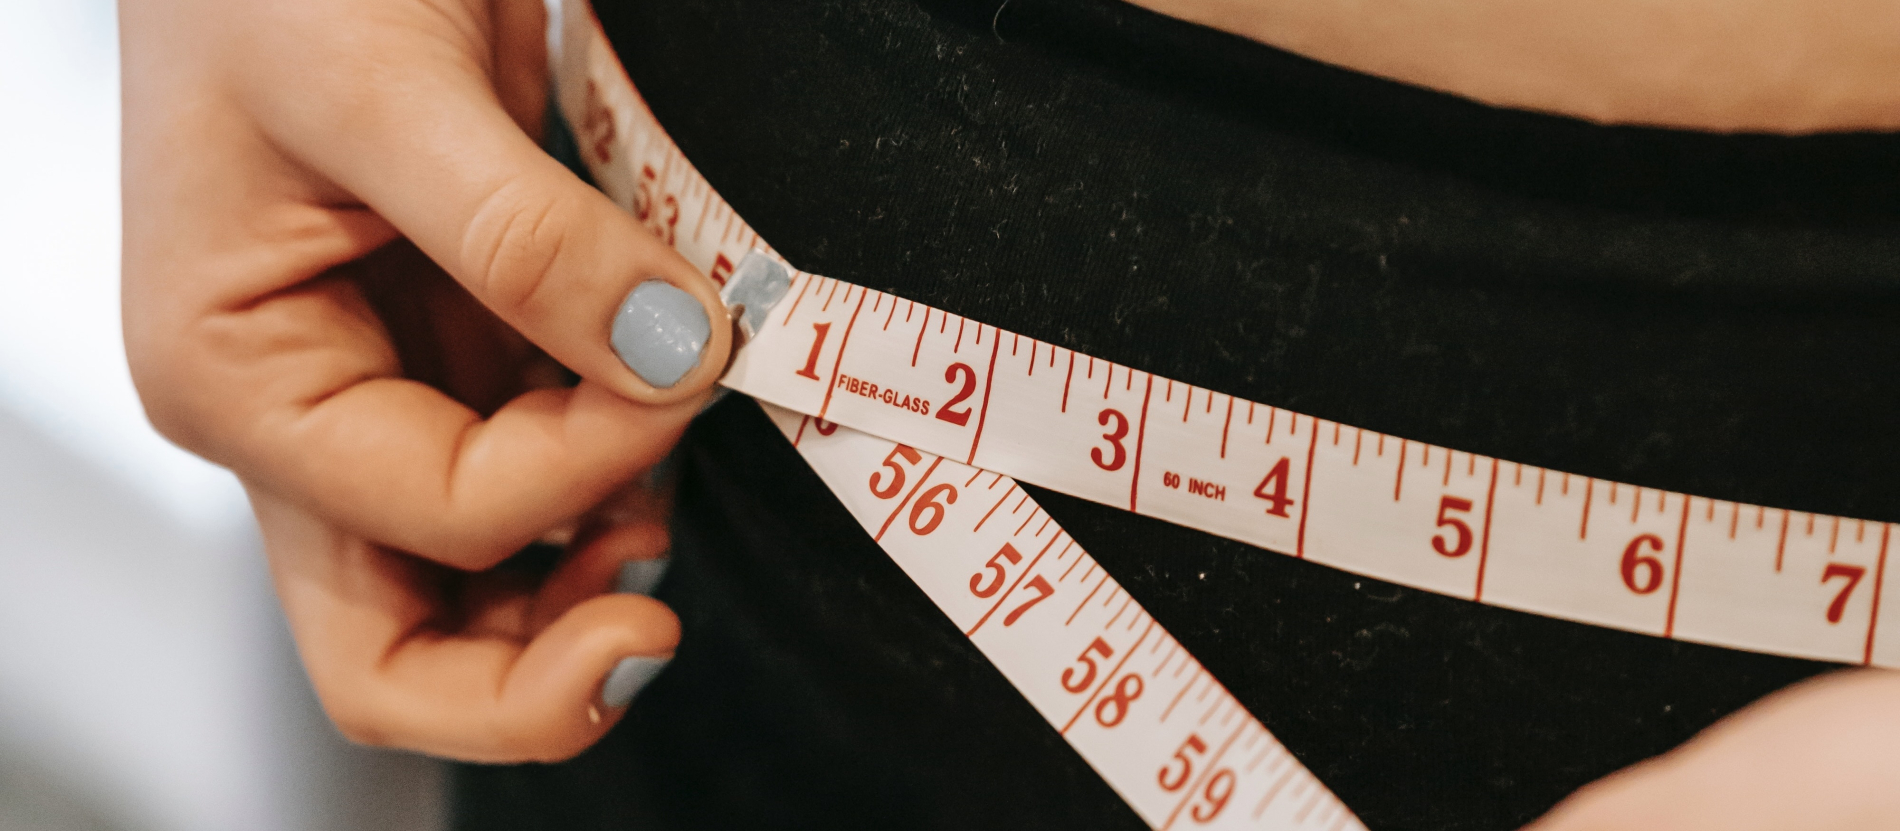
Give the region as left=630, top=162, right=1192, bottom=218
left=455, top=3, right=1900, bottom=828
left=1131, top=0, right=1900, bottom=132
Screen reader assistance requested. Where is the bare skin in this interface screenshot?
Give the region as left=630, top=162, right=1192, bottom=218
left=121, top=0, right=1900, bottom=819
left=1130, top=0, right=1900, bottom=133
left=1527, top=670, right=1900, bottom=831
left=120, top=0, right=726, bottom=761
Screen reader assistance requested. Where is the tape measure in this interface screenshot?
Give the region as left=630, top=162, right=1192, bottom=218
left=549, top=2, right=1892, bottom=825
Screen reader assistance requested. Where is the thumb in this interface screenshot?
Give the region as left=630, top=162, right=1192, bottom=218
left=239, top=0, right=729, bottom=404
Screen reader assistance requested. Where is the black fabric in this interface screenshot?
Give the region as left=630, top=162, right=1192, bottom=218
left=455, top=2, right=1900, bottom=829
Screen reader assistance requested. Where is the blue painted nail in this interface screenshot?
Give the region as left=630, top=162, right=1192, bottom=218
left=615, top=558, right=670, bottom=596
left=601, top=656, right=669, bottom=708
left=611, top=280, right=711, bottom=388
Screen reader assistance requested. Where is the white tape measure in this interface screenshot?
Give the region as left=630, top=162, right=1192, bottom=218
left=550, top=2, right=1891, bottom=825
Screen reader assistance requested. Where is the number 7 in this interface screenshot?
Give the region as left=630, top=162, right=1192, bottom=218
left=1002, top=576, right=1054, bottom=626
left=1822, top=563, right=1866, bottom=624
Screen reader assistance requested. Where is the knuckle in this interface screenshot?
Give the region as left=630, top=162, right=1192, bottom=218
left=124, top=331, right=218, bottom=459
left=461, top=180, right=571, bottom=320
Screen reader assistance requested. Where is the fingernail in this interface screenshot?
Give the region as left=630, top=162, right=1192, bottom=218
left=612, top=280, right=711, bottom=388
left=615, top=558, right=670, bottom=596
left=601, top=656, right=669, bottom=708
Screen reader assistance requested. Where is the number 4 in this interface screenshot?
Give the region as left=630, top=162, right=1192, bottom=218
left=1253, top=456, right=1295, bottom=517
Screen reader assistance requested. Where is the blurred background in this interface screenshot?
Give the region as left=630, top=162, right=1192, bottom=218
left=0, top=1, right=446, bottom=828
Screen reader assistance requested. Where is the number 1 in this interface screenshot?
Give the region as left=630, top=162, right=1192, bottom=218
left=796, top=322, right=831, bottom=380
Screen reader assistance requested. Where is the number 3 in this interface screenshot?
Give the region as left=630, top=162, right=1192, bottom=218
left=1092, top=408, right=1129, bottom=471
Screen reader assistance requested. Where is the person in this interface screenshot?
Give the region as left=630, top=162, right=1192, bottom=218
left=120, top=0, right=1900, bottom=827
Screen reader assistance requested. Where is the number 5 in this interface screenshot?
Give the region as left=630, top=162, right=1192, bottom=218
left=1432, top=495, right=1474, bottom=558
left=970, top=543, right=1022, bottom=598
left=1061, top=637, right=1113, bottom=693
left=1157, top=734, right=1207, bottom=791
left=869, top=445, right=922, bottom=499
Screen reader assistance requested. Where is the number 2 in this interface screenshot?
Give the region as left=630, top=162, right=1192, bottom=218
left=936, top=363, right=976, bottom=426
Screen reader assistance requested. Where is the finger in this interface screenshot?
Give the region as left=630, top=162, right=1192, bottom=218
left=274, top=366, right=692, bottom=569
left=1525, top=670, right=1900, bottom=831
left=256, top=490, right=680, bottom=763
left=1520, top=761, right=1682, bottom=831
left=528, top=517, right=672, bottom=632
left=235, top=0, right=730, bottom=404
left=172, top=243, right=700, bottom=568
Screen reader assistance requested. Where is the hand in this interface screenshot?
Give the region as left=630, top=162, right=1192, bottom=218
left=119, top=0, right=730, bottom=761
left=1526, top=669, right=1900, bottom=830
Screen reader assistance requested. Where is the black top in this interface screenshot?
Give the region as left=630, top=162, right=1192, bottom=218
left=454, top=2, right=1900, bottom=829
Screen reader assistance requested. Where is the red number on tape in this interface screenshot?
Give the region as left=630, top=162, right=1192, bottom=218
left=971, top=542, right=1023, bottom=598
left=581, top=80, right=616, bottom=165
left=796, top=322, right=831, bottom=380
left=1093, top=408, right=1130, bottom=472
left=1621, top=533, right=1666, bottom=595
left=937, top=363, right=977, bottom=426
left=1003, top=576, right=1055, bottom=626
left=1158, top=733, right=1207, bottom=792
left=1190, top=769, right=1236, bottom=823
left=869, top=445, right=922, bottom=499
left=1062, top=637, right=1114, bottom=693
left=1432, top=496, right=1475, bottom=558
left=709, top=253, right=735, bottom=285
left=909, top=483, right=958, bottom=535
left=1253, top=456, right=1295, bottom=518
left=1823, top=563, right=1867, bottom=624
left=1094, top=673, right=1145, bottom=727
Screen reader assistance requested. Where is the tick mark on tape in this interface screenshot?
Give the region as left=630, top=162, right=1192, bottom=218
left=1219, top=398, right=1235, bottom=459
left=1863, top=524, right=1890, bottom=664
left=1059, top=551, right=1087, bottom=582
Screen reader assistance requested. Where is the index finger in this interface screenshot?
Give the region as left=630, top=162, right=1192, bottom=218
left=236, top=0, right=731, bottom=405
left=252, top=489, right=680, bottom=763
